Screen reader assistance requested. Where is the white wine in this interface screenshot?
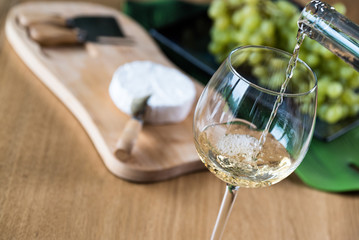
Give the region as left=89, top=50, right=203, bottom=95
left=255, top=30, right=305, bottom=155
left=196, top=35, right=305, bottom=188
left=195, top=121, right=294, bottom=188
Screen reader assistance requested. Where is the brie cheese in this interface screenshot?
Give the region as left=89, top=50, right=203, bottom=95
left=109, top=61, right=196, bottom=124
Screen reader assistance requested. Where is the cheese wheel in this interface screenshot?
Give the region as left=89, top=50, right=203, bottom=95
left=109, top=61, right=196, bottom=124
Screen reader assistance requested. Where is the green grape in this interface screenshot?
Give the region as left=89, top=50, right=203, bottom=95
left=319, top=76, right=330, bottom=88
left=348, top=75, right=359, bottom=88
left=325, top=104, right=344, bottom=124
left=209, top=41, right=224, bottom=55
left=232, top=10, right=246, bottom=27
left=298, top=82, right=311, bottom=94
left=242, top=13, right=261, bottom=31
left=341, top=89, right=358, bottom=105
left=276, top=0, right=298, bottom=17
left=232, top=30, right=247, bottom=44
left=232, top=51, right=250, bottom=66
left=240, top=4, right=258, bottom=19
left=300, top=103, right=310, bottom=113
left=252, top=65, right=268, bottom=78
left=214, top=16, right=231, bottom=30
left=333, top=3, right=346, bottom=14
left=260, top=20, right=275, bottom=39
left=208, top=0, right=227, bottom=18
left=249, top=32, right=264, bottom=45
left=248, top=51, right=263, bottom=65
left=270, top=58, right=286, bottom=69
left=211, top=28, right=231, bottom=44
left=318, top=104, right=329, bottom=120
left=327, top=82, right=344, bottom=99
left=339, top=66, right=354, bottom=79
left=269, top=72, right=285, bottom=89
left=208, top=0, right=358, bottom=123
left=304, top=54, right=320, bottom=68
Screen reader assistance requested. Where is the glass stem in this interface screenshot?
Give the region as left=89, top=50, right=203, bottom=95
left=211, top=184, right=239, bottom=240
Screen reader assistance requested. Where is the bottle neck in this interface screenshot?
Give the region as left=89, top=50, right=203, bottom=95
left=298, top=0, right=359, bottom=71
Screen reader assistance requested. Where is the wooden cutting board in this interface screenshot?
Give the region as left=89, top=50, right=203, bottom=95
left=5, top=2, right=205, bottom=182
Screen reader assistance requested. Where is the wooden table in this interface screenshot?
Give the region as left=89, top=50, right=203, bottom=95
left=0, top=0, right=358, bottom=239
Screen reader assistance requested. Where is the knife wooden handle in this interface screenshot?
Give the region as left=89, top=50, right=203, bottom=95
left=17, top=12, right=67, bottom=27
left=115, top=118, right=143, bottom=161
left=28, top=24, right=83, bottom=46
left=18, top=13, right=67, bottom=27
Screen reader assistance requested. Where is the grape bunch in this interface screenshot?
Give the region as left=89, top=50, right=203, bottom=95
left=208, top=0, right=359, bottom=124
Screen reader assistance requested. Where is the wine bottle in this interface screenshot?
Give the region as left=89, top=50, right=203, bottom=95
left=298, top=0, right=359, bottom=71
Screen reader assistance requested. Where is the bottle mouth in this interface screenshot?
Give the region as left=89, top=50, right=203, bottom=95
left=297, top=0, right=333, bottom=33
left=228, top=45, right=318, bottom=98
left=300, top=0, right=333, bottom=25
left=305, top=0, right=322, bottom=15
left=305, top=0, right=335, bottom=15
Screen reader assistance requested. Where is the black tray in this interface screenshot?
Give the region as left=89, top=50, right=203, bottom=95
left=149, top=10, right=359, bottom=142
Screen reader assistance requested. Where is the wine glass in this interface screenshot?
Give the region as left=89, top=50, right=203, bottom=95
left=193, top=46, right=317, bottom=239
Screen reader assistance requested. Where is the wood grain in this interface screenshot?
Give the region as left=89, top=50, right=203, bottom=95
left=0, top=0, right=359, bottom=240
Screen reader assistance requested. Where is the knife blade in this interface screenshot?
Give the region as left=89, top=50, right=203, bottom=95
left=18, top=13, right=132, bottom=46
left=27, top=23, right=134, bottom=46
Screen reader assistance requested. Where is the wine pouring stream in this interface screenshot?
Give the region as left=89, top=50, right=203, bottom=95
left=193, top=1, right=359, bottom=239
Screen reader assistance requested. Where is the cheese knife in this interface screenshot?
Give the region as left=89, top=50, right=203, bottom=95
left=18, top=13, right=133, bottom=46
left=115, top=95, right=151, bottom=161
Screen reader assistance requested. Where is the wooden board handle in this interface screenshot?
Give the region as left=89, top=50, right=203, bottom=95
left=28, top=24, right=82, bottom=46
left=115, top=118, right=143, bottom=161
left=17, top=12, right=67, bottom=27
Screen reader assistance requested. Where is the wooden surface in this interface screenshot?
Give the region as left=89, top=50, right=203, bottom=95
left=5, top=2, right=204, bottom=182
left=0, top=0, right=359, bottom=239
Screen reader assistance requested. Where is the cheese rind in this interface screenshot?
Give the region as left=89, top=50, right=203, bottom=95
left=109, top=61, right=196, bottom=124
